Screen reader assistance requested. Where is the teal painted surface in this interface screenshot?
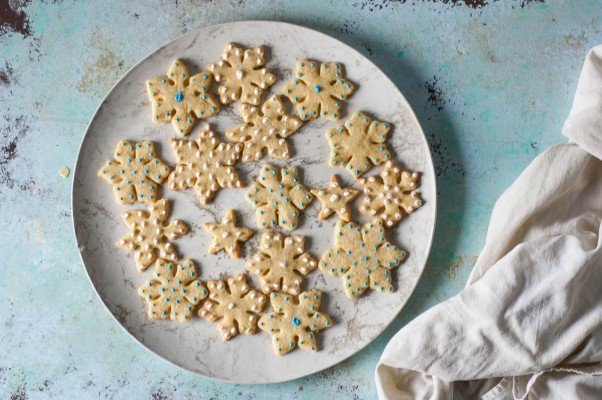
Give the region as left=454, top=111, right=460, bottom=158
left=0, top=0, right=600, bottom=398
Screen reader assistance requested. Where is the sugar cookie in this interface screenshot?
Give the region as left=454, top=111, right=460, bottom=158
left=226, top=95, right=303, bottom=161
left=246, top=231, right=317, bottom=295
left=282, top=60, right=355, bottom=121
left=207, top=43, right=276, bottom=105
left=168, top=124, right=244, bottom=204
left=138, top=258, right=207, bottom=322
left=358, top=160, right=423, bottom=227
left=116, top=198, right=189, bottom=271
left=98, top=140, right=170, bottom=205
left=319, top=219, right=406, bottom=299
left=146, top=59, right=220, bottom=136
left=199, top=273, right=266, bottom=341
left=203, top=209, right=253, bottom=258
left=259, top=290, right=332, bottom=356
left=310, top=175, right=359, bottom=221
left=326, top=111, right=392, bottom=179
left=245, top=164, right=313, bottom=230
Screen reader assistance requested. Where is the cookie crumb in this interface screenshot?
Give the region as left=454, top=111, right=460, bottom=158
left=59, top=166, right=70, bottom=178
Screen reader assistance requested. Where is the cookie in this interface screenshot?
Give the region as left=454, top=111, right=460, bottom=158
left=203, top=209, right=253, bottom=258
left=199, top=273, right=267, bottom=341
left=319, top=219, right=406, bottom=299
left=310, top=175, right=359, bottom=221
left=207, top=43, right=276, bottom=106
left=138, top=258, right=208, bottom=322
left=146, top=59, right=220, bottom=136
left=245, top=164, right=313, bottom=230
left=246, top=231, right=317, bottom=295
left=282, top=60, right=355, bottom=122
left=168, top=124, right=244, bottom=204
left=326, top=111, right=392, bottom=179
left=98, top=140, right=170, bottom=205
left=226, top=95, right=303, bottom=161
left=258, top=290, right=332, bottom=355
left=358, top=161, right=423, bottom=227
left=116, top=198, right=189, bottom=271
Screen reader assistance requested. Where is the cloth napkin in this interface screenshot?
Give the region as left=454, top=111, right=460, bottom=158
left=375, top=45, right=602, bottom=400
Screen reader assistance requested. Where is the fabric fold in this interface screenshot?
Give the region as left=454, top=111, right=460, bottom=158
left=376, top=45, right=602, bottom=399
left=563, top=46, right=602, bottom=160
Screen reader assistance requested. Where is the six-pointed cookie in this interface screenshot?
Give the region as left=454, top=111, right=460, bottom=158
left=168, top=125, right=244, bottom=204
left=203, top=209, right=253, bottom=258
left=226, top=95, right=303, bottom=161
left=138, top=258, right=208, bottom=322
left=207, top=43, right=277, bottom=105
left=199, top=273, right=267, bottom=341
left=246, top=231, right=317, bottom=295
left=98, top=140, right=170, bottom=205
left=358, top=161, right=424, bottom=227
left=146, top=59, right=220, bottom=136
left=326, top=111, right=392, bottom=179
left=319, top=219, right=406, bottom=299
left=259, top=290, right=332, bottom=355
left=245, top=164, right=313, bottom=230
left=282, top=60, right=355, bottom=121
left=311, top=175, right=359, bottom=221
left=116, top=199, right=189, bottom=271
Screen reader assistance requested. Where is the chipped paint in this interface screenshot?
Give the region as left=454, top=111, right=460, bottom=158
left=0, top=115, right=29, bottom=190
left=0, top=0, right=31, bottom=37
left=0, top=0, right=600, bottom=398
left=425, top=76, right=446, bottom=112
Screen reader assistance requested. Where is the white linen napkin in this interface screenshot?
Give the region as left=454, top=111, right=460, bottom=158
left=375, top=45, right=602, bottom=400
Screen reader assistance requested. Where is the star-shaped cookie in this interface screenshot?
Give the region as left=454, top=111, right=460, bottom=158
left=310, top=175, right=359, bottom=221
left=203, top=209, right=253, bottom=258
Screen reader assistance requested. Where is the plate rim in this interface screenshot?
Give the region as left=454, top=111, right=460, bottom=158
left=71, top=19, right=437, bottom=384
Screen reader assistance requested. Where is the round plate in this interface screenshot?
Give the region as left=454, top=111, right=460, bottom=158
left=72, top=21, right=436, bottom=384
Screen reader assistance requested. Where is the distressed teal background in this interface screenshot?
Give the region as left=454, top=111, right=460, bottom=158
left=0, top=0, right=600, bottom=398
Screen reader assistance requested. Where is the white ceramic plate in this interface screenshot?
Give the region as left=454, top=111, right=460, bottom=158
left=72, top=21, right=436, bottom=384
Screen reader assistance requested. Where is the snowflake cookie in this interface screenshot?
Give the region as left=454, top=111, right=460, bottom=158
left=203, top=209, right=253, bottom=259
left=199, top=273, right=267, bottom=341
left=319, top=219, right=406, bottom=299
left=207, top=43, right=276, bottom=105
left=259, top=290, right=332, bottom=355
left=146, top=59, right=220, bottom=136
left=168, top=125, right=244, bottom=204
left=116, top=198, right=189, bottom=271
left=282, top=60, right=355, bottom=122
left=138, top=258, right=208, bottom=322
left=246, top=231, right=317, bottom=295
left=358, top=161, right=424, bottom=227
left=310, top=175, right=359, bottom=222
left=98, top=140, right=170, bottom=205
left=225, top=95, right=303, bottom=162
left=326, top=111, right=392, bottom=179
left=245, top=164, right=313, bottom=230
